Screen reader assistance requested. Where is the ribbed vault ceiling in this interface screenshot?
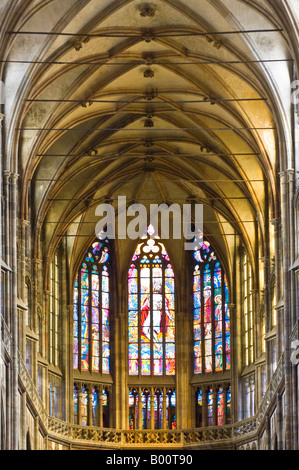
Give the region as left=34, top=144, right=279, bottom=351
left=1, top=0, right=296, bottom=284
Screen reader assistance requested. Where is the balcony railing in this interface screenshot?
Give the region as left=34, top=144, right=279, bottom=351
left=1, top=315, right=12, bottom=357
left=18, top=351, right=48, bottom=427
left=16, top=343, right=284, bottom=449
left=47, top=416, right=257, bottom=448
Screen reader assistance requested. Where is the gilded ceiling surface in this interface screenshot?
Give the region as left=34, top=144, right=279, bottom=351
left=1, top=0, right=297, bottom=285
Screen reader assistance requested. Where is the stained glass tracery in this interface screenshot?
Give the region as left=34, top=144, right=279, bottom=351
left=193, top=241, right=230, bottom=374
left=73, top=240, right=110, bottom=374
left=128, top=229, right=175, bottom=377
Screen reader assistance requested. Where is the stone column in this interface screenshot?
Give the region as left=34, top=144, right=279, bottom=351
left=34, top=415, right=39, bottom=450
left=279, top=170, right=294, bottom=449
left=223, top=386, right=228, bottom=425
left=20, top=220, right=29, bottom=301
left=114, top=312, right=127, bottom=429
left=107, top=385, right=113, bottom=428
left=202, top=387, right=208, bottom=427
left=97, top=386, right=103, bottom=427
left=43, top=291, right=50, bottom=364
left=276, top=392, right=282, bottom=450
left=10, top=172, right=19, bottom=449
left=3, top=170, right=10, bottom=265
left=266, top=413, right=271, bottom=450
left=250, top=377, right=255, bottom=416
left=162, top=387, right=167, bottom=430
left=20, top=390, right=27, bottom=450
left=77, top=385, right=82, bottom=426
left=87, top=386, right=93, bottom=426
left=213, top=385, right=218, bottom=426
left=271, top=219, right=283, bottom=360
left=66, top=305, right=73, bottom=424
left=133, top=390, right=138, bottom=430
left=176, top=310, right=192, bottom=429
left=229, top=303, right=237, bottom=423
left=138, top=388, right=143, bottom=429
left=60, top=242, right=69, bottom=422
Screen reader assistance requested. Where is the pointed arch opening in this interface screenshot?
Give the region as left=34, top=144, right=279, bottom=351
left=193, top=241, right=230, bottom=375
left=128, top=227, right=175, bottom=377
left=73, top=240, right=111, bottom=374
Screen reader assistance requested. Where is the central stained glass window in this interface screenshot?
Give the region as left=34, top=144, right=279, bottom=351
left=128, top=227, right=175, bottom=377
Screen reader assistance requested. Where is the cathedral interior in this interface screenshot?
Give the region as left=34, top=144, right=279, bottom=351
left=0, top=0, right=299, bottom=451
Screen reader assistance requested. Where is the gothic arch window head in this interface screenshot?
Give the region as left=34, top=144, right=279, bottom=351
left=128, top=225, right=175, bottom=377
left=73, top=239, right=110, bottom=374
left=193, top=240, right=230, bottom=374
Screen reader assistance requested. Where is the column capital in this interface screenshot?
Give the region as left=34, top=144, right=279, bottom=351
left=10, top=173, right=19, bottom=184
left=74, top=382, right=82, bottom=391
left=279, top=169, right=295, bottom=182
left=3, top=170, right=11, bottom=181
left=270, top=218, right=280, bottom=227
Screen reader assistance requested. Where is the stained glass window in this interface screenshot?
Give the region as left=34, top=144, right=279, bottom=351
left=81, top=387, right=88, bottom=426
left=92, top=388, right=98, bottom=426
left=154, top=389, right=163, bottom=429
left=167, top=389, right=176, bottom=429
left=73, top=240, right=110, bottom=374
left=128, top=227, right=175, bottom=377
left=129, top=389, right=138, bottom=430
left=128, top=387, right=176, bottom=430
left=207, top=387, right=213, bottom=426
left=196, top=389, right=203, bottom=427
left=102, top=388, right=109, bottom=427
left=73, top=386, right=78, bottom=424
left=193, top=241, right=230, bottom=374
